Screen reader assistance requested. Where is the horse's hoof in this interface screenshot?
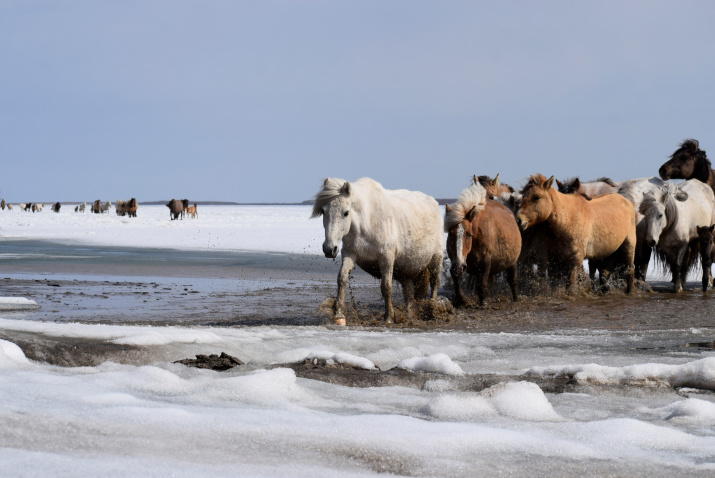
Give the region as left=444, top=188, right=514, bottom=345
left=333, top=315, right=346, bottom=326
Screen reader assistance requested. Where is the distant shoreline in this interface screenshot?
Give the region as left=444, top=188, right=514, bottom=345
left=10, top=199, right=458, bottom=206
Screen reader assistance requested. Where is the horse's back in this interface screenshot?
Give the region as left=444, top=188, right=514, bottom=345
left=585, top=193, right=636, bottom=259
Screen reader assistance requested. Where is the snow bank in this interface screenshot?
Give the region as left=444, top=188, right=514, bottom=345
left=0, top=318, right=223, bottom=346
left=397, top=353, right=464, bottom=375
left=0, top=339, right=29, bottom=367
left=525, top=357, right=715, bottom=391
left=0, top=297, right=41, bottom=311
left=304, top=351, right=377, bottom=370
left=428, top=381, right=562, bottom=422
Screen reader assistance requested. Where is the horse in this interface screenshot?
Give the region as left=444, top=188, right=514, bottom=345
left=445, top=183, right=521, bottom=306
left=516, top=174, right=636, bottom=293
left=0, top=199, right=4, bottom=210
left=115, top=200, right=127, bottom=216
left=617, top=177, right=676, bottom=281
left=556, top=177, right=619, bottom=198
left=6, top=204, right=12, bottom=211
left=166, top=199, right=184, bottom=220
left=659, top=139, right=715, bottom=194
left=186, top=203, right=197, bottom=218
left=640, top=179, right=715, bottom=292
left=181, top=199, right=189, bottom=218
left=101, top=201, right=111, bottom=213
left=92, top=200, right=102, bottom=214
left=696, top=225, right=715, bottom=292
left=126, top=198, right=138, bottom=217
left=36, top=203, right=43, bottom=212
left=78, top=202, right=86, bottom=213
left=312, top=177, right=443, bottom=324
left=474, top=174, right=514, bottom=199
left=51, top=202, right=61, bottom=213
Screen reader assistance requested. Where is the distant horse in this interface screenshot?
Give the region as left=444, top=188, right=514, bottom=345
left=0, top=199, right=4, bottom=210
left=18, top=203, right=25, bottom=211
left=474, top=174, right=514, bottom=199
left=617, top=177, right=675, bottom=281
left=181, top=199, right=189, bottom=218
left=516, top=174, right=636, bottom=293
left=6, top=204, right=12, bottom=211
left=78, top=202, right=86, bottom=213
left=640, top=179, right=715, bottom=292
left=92, top=200, right=102, bottom=214
left=31, top=204, right=38, bottom=213
left=557, top=177, right=618, bottom=198
left=696, top=225, right=715, bottom=292
left=312, top=177, right=443, bottom=324
left=659, top=139, right=715, bottom=194
left=51, top=202, right=61, bottom=213
left=186, top=203, right=198, bottom=218
left=126, top=198, right=138, bottom=217
left=167, top=199, right=184, bottom=220
left=115, top=200, right=127, bottom=216
left=36, top=203, right=43, bottom=212
left=445, top=183, right=521, bottom=306
left=101, top=201, right=111, bottom=213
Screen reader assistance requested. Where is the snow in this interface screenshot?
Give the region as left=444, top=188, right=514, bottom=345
left=0, top=297, right=40, bottom=310
left=0, top=205, right=713, bottom=476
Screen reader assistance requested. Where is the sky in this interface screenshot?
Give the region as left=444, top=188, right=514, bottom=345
left=2, top=1, right=715, bottom=203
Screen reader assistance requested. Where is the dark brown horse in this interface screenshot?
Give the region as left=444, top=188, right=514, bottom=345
left=516, top=174, right=636, bottom=293
left=445, top=184, right=521, bottom=306
left=659, top=139, right=715, bottom=194
left=166, top=199, right=184, bottom=220
left=51, top=202, right=61, bottom=213
left=126, top=198, right=138, bottom=217
left=92, top=200, right=102, bottom=214
left=474, top=174, right=514, bottom=199
left=697, top=225, right=715, bottom=292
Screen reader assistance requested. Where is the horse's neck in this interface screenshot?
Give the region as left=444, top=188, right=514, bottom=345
left=545, top=190, right=577, bottom=234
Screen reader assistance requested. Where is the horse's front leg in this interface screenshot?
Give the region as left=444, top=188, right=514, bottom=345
left=475, top=262, right=490, bottom=307
left=334, top=255, right=355, bottom=324
left=379, top=257, right=395, bottom=323
left=670, top=246, right=688, bottom=293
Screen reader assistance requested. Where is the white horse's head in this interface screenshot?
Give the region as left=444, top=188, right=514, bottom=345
left=312, top=178, right=354, bottom=259
left=640, top=187, right=688, bottom=247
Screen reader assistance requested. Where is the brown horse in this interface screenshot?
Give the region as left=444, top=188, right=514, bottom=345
left=697, top=225, right=715, bottom=292
left=659, top=139, right=715, bottom=194
left=474, top=174, right=514, bottom=199
left=515, top=174, right=636, bottom=293
left=92, top=200, right=102, bottom=214
left=445, top=183, right=521, bottom=306
left=126, top=198, right=138, bottom=217
left=166, top=199, right=184, bottom=220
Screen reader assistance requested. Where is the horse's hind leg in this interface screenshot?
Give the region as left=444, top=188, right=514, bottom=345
left=379, top=257, right=396, bottom=323
left=506, top=264, right=518, bottom=302
left=401, top=279, right=416, bottom=323
left=428, top=253, right=442, bottom=301
left=475, top=262, right=491, bottom=306
left=414, top=268, right=430, bottom=301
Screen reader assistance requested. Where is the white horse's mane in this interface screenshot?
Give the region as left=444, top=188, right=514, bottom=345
left=311, top=177, right=349, bottom=218
left=639, top=188, right=679, bottom=231
left=444, top=183, right=487, bottom=232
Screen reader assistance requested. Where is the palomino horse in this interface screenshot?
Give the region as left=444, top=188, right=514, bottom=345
left=312, top=177, right=443, bottom=324
left=640, top=179, right=715, bottom=292
left=556, top=177, right=618, bottom=198
left=445, top=183, right=521, bottom=306
left=474, top=174, right=514, bottom=199
left=186, top=203, right=198, bottom=218
left=516, top=174, right=636, bottom=293
left=659, top=139, right=715, bottom=194
left=696, top=225, right=715, bottom=292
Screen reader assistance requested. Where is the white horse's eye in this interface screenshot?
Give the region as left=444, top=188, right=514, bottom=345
left=344, top=211, right=349, bottom=217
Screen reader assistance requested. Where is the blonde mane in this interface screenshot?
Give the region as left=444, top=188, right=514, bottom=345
left=444, top=183, right=487, bottom=231
left=311, top=177, right=348, bottom=218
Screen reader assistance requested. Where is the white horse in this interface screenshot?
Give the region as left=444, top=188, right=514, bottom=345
left=101, top=201, right=112, bottom=213
left=618, top=177, right=679, bottom=281
left=79, top=202, right=86, bottom=213
left=312, top=177, right=443, bottom=324
left=640, top=179, right=715, bottom=292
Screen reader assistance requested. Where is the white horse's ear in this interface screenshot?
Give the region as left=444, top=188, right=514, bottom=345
left=675, top=191, right=688, bottom=202
left=340, top=181, right=351, bottom=196
left=323, top=178, right=330, bottom=187
left=545, top=176, right=555, bottom=189
left=445, top=204, right=452, bottom=213
left=466, top=206, right=477, bottom=222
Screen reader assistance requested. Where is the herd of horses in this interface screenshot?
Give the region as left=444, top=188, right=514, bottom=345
left=1, top=198, right=199, bottom=221
left=314, top=139, right=715, bottom=325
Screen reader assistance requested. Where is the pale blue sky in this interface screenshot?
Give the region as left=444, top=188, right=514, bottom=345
left=2, top=1, right=715, bottom=203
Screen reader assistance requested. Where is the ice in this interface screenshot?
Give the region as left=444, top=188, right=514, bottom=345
left=0, top=297, right=41, bottom=310
left=397, top=352, right=465, bottom=375
left=304, top=351, right=378, bottom=370
left=0, top=339, right=29, bottom=367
